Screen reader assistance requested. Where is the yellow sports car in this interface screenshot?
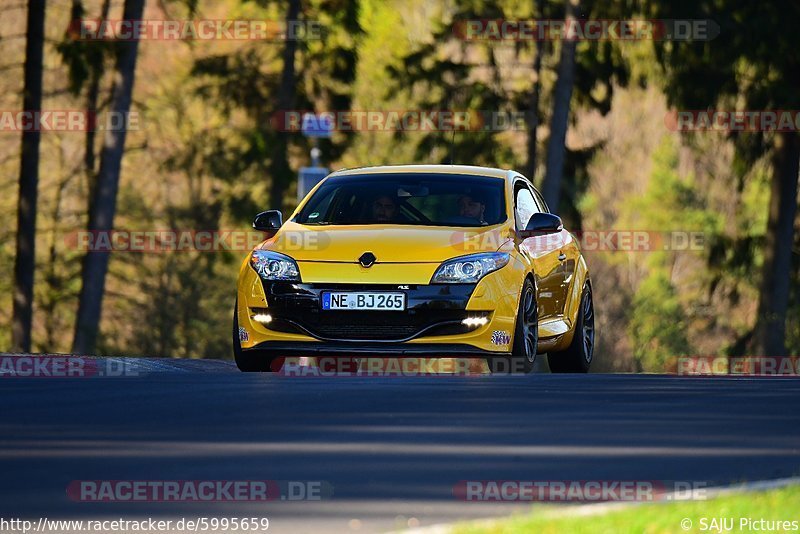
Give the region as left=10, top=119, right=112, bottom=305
left=233, top=165, right=593, bottom=373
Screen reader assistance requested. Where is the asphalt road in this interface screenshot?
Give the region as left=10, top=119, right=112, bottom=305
left=1, top=357, right=799, bottom=533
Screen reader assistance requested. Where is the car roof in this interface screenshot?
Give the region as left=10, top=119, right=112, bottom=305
left=328, top=164, right=518, bottom=181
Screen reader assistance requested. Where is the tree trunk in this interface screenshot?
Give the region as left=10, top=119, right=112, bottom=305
left=541, top=0, right=579, bottom=212
left=72, top=0, right=146, bottom=355
left=268, top=0, right=300, bottom=213
left=752, top=130, right=800, bottom=356
left=11, top=0, right=46, bottom=353
left=525, top=0, right=545, bottom=181
left=43, top=152, right=70, bottom=352
left=84, top=0, right=112, bottom=206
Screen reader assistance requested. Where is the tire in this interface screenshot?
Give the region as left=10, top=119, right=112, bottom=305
left=548, top=284, right=594, bottom=373
left=232, top=299, right=283, bottom=372
left=487, top=278, right=537, bottom=374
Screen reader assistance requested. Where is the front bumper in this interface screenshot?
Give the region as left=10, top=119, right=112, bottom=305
left=237, top=267, right=520, bottom=354
left=244, top=341, right=509, bottom=357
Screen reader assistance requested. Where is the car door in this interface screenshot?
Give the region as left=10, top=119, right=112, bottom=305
left=514, top=181, right=563, bottom=320
left=531, top=187, right=578, bottom=320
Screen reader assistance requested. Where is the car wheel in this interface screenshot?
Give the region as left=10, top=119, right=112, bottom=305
left=548, top=284, right=594, bottom=373
left=232, top=299, right=283, bottom=372
left=487, top=278, right=537, bottom=374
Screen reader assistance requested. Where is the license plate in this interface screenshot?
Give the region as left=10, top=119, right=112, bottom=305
left=321, top=292, right=405, bottom=311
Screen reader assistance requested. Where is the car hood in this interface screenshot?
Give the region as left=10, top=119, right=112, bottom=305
left=258, top=221, right=513, bottom=263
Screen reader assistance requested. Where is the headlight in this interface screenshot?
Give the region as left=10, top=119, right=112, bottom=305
left=250, top=250, right=300, bottom=281
left=431, top=252, right=509, bottom=283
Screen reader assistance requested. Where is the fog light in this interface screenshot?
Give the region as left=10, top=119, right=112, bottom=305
left=253, top=313, right=272, bottom=324
left=462, top=316, right=489, bottom=328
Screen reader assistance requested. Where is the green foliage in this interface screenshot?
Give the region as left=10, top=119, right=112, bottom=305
left=648, top=0, right=800, bottom=355
left=624, top=137, right=722, bottom=371
left=188, top=0, right=362, bottom=212
left=630, top=138, right=722, bottom=239
left=375, top=0, right=634, bottom=221
left=384, top=3, right=513, bottom=166
left=629, top=272, right=690, bottom=371
left=341, top=0, right=421, bottom=166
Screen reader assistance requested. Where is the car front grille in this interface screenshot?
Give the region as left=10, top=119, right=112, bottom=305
left=258, top=282, right=481, bottom=342
left=305, top=323, right=422, bottom=340
left=268, top=309, right=471, bottom=341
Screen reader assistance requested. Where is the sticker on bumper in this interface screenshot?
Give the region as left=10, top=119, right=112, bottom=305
left=491, top=330, right=511, bottom=345
left=238, top=327, right=249, bottom=342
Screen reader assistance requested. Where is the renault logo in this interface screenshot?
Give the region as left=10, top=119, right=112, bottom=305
left=359, top=252, right=376, bottom=268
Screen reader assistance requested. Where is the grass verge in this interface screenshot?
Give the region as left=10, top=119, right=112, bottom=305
left=453, top=485, right=800, bottom=534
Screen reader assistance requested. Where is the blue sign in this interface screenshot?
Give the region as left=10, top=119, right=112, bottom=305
left=301, top=113, right=333, bottom=138
left=298, top=166, right=329, bottom=201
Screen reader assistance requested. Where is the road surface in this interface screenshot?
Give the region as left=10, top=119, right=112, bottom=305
left=1, top=357, right=799, bottom=533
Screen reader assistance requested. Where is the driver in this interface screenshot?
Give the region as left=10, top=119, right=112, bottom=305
left=457, top=193, right=487, bottom=224
left=371, top=194, right=399, bottom=222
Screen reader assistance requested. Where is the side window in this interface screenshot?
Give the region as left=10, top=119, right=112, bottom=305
left=514, top=183, right=538, bottom=230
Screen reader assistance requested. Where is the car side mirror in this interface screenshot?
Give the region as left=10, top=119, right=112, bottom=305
left=518, top=212, right=563, bottom=238
left=253, top=210, right=283, bottom=232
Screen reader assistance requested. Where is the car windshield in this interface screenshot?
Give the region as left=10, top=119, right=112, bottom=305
left=295, top=173, right=506, bottom=227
